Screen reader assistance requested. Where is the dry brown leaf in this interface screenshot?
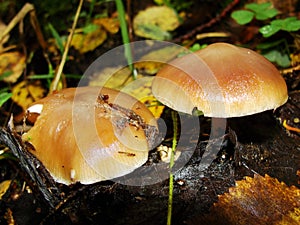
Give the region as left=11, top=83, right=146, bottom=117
left=11, top=80, right=46, bottom=111
left=188, top=174, right=300, bottom=225
left=0, top=52, right=26, bottom=83
left=277, top=207, right=300, bottom=225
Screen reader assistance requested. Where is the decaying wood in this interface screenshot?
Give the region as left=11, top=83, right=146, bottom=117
left=0, top=127, right=62, bottom=208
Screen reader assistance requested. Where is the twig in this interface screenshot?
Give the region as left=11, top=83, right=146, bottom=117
left=173, top=0, right=240, bottom=43
left=280, top=64, right=300, bottom=74
left=29, top=7, right=48, bottom=51
left=0, top=3, right=34, bottom=43
left=50, top=0, right=84, bottom=92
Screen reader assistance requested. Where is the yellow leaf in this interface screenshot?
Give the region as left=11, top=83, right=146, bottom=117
left=133, top=6, right=180, bottom=40
left=88, top=66, right=133, bottom=89
left=94, top=17, right=119, bottom=34
left=135, top=45, right=184, bottom=75
left=119, top=76, right=165, bottom=118
left=11, top=80, right=46, bottom=111
left=0, top=52, right=26, bottom=83
left=0, top=180, right=11, bottom=200
left=139, top=95, right=164, bottom=118
left=71, top=26, right=107, bottom=53
left=88, top=67, right=164, bottom=118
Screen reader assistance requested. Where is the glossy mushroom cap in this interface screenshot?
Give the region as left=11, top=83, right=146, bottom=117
left=22, top=87, right=158, bottom=185
left=152, top=42, right=288, bottom=118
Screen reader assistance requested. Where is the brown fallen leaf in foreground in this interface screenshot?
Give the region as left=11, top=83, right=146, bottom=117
left=188, top=174, right=300, bottom=225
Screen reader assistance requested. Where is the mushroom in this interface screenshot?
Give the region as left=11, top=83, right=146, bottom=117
left=22, top=86, right=158, bottom=185
left=151, top=42, right=288, bottom=167
left=152, top=42, right=288, bottom=118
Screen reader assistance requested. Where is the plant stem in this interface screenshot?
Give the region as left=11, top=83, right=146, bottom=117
left=167, top=111, right=178, bottom=225
left=115, top=0, right=137, bottom=79
left=50, top=0, right=84, bottom=93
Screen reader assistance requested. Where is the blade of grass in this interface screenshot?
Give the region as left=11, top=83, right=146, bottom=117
left=48, top=23, right=64, bottom=55
left=0, top=92, right=12, bottom=107
left=28, top=74, right=82, bottom=79
left=167, top=110, right=178, bottom=225
left=115, top=0, right=137, bottom=79
left=50, top=0, right=84, bottom=92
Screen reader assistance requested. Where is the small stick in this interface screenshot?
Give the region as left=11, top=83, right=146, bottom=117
left=283, top=119, right=300, bottom=133
left=173, top=0, right=240, bottom=43
left=0, top=3, right=34, bottom=43
left=50, top=0, right=84, bottom=92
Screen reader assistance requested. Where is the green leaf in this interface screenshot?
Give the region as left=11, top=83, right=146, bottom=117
left=259, top=17, right=300, bottom=37
left=255, top=8, right=278, bottom=20
left=245, top=2, right=278, bottom=20
left=245, top=2, right=271, bottom=12
left=136, top=24, right=171, bottom=40
left=263, top=50, right=290, bottom=67
left=82, top=24, right=99, bottom=34
left=231, top=10, right=254, bottom=25
left=256, top=39, right=284, bottom=50
left=190, top=43, right=207, bottom=52
left=283, top=18, right=300, bottom=32
left=259, top=24, right=281, bottom=37
left=0, top=71, right=13, bottom=81
left=48, top=23, right=64, bottom=54
left=0, top=92, right=12, bottom=107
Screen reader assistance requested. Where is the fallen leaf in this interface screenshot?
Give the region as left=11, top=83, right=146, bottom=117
left=0, top=180, right=11, bottom=200
left=133, top=6, right=180, bottom=40
left=0, top=52, right=26, bottom=83
left=94, top=17, right=119, bottom=34
left=188, top=174, right=300, bottom=225
left=88, top=66, right=133, bottom=89
left=4, top=208, right=15, bottom=225
left=135, top=45, right=184, bottom=75
left=277, top=207, right=300, bottom=225
left=71, top=25, right=107, bottom=53
left=11, top=80, right=46, bottom=111
left=88, top=66, right=164, bottom=118
left=119, top=76, right=164, bottom=118
left=290, top=51, right=300, bottom=66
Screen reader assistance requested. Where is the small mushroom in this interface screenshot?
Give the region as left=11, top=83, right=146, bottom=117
left=152, top=42, right=288, bottom=118
left=22, top=87, right=158, bottom=185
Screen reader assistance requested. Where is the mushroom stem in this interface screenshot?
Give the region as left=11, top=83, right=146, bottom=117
left=200, top=118, right=227, bottom=170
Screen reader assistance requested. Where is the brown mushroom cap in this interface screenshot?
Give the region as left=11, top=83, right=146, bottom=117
left=22, top=87, right=158, bottom=185
left=152, top=42, right=288, bottom=117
